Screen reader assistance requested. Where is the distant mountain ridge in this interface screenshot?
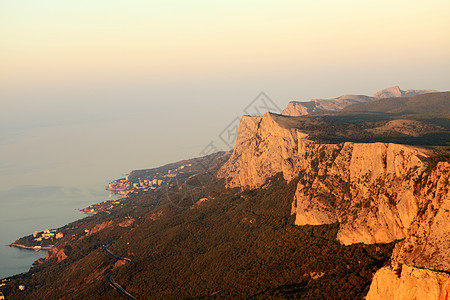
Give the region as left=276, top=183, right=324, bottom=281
left=282, top=86, right=438, bottom=116
left=2, top=87, right=448, bottom=300
left=373, top=86, right=437, bottom=99
left=341, top=91, right=450, bottom=116
left=218, top=111, right=450, bottom=299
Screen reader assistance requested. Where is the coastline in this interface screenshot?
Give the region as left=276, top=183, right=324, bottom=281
left=8, top=243, right=52, bottom=251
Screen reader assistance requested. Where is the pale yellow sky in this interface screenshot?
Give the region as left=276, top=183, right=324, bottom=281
left=1, top=0, right=450, bottom=90
left=1, top=0, right=449, bottom=197
left=1, top=0, right=449, bottom=280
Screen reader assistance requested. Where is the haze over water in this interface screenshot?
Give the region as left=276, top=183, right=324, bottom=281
left=1, top=0, right=449, bottom=279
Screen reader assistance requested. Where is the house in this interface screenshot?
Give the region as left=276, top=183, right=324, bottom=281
left=55, top=232, right=63, bottom=239
left=42, top=230, right=54, bottom=239
left=0, top=291, right=5, bottom=299
left=19, top=285, right=25, bottom=290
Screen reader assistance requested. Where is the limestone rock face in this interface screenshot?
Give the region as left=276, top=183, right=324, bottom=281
left=366, top=265, right=450, bottom=300
left=218, top=113, right=449, bottom=246
left=282, top=95, right=373, bottom=116
left=282, top=101, right=315, bottom=116
left=217, top=113, right=303, bottom=188
left=219, top=111, right=450, bottom=298
left=391, top=161, right=450, bottom=272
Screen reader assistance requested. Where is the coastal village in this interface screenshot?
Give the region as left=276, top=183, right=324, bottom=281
left=33, top=229, right=63, bottom=243
left=107, top=163, right=192, bottom=196
left=1, top=153, right=226, bottom=298
left=9, top=229, right=64, bottom=251
left=82, top=162, right=197, bottom=215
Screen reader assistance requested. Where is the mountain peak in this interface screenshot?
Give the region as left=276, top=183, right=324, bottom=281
left=373, top=86, right=404, bottom=99
left=373, top=86, right=438, bottom=99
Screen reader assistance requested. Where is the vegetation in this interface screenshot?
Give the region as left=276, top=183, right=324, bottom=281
left=3, top=173, right=394, bottom=299
left=342, top=92, right=450, bottom=116
left=276, top=92, right=450, bottom=145
left=2, top=92, right=448, bottom=299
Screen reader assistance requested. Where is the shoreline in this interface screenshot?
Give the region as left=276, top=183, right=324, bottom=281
left=1, top=190, right=113, bottom=280
left=8, top=243, right=52, bottom=251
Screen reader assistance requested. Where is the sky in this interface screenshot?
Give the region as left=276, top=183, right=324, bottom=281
left=1, top=0, right=449, bottom=278
left=1, top=0, right=450, bottom=193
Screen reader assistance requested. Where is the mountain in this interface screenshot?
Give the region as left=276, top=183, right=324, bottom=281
left=342, top=91, right=450, bottom=115
left=373, top=85, right=438, bottom=99
left=282, top=86, right=438, bottom=116
left=218, top=111, right=450, bottom=299
left=1, top=152, right=396, bottom=299
left=1, top=88, right=449, bottom=299
left=218, top=112, right=449, bottom=245
left=282, top=94, right=373, bottom=116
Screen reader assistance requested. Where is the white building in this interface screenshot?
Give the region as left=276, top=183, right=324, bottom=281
left=42, top=229, right=54, bottom=239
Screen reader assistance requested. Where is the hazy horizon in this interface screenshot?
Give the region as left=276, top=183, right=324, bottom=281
left=2, top=0, right=449, bottom=209
left=1, top=0, right=450, bottom=286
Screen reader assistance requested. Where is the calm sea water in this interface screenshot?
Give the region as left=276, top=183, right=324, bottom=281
left=0, top=188, right=114, bottom=279
left=0, top=87, right=221, bottom=280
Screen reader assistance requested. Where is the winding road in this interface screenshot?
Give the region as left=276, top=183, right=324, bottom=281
left=104, top=245, right=138, bottom=300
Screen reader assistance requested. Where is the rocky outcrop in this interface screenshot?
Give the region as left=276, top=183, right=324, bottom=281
left=366, top=265, right=450, bottom=300
left=282, top=95, right=373, bottom=116
left=217, top=114, right=304, bottom=188
left=282, top=101, right=317, bottom=116
left=218, top=113, right=449, bottom=246
left=219, top=111, right=450, bottom=299
left=390, top=162, right=450, bottom=271
left=46, top=244, right=72, bottom=262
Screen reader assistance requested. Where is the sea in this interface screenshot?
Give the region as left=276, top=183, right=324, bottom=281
left=0, top=187, right=117, bottom=279
left=0, top=86, right=224, bottom=279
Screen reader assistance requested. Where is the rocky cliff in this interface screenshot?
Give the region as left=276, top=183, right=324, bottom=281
left=282, top=95, right=373, bottom=116
left=218, top=112, right=450, bottom=298
left=366, top=265, right=450, bottom=300
left=390, top=161, right=450, bottom=271
left=219, top=112, right=449, bottom=244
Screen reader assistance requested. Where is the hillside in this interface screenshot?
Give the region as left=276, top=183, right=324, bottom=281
left=1, top=89, right=449, bottom=299
left=342, top=91, right=450, bottom=115
left=1, top=166, right=396, bottom=299
left=372, top=86, right=437, bottom=99
left=281, top=86, right=438, bottom=116
left=217, top=112, right=450, bottom=299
